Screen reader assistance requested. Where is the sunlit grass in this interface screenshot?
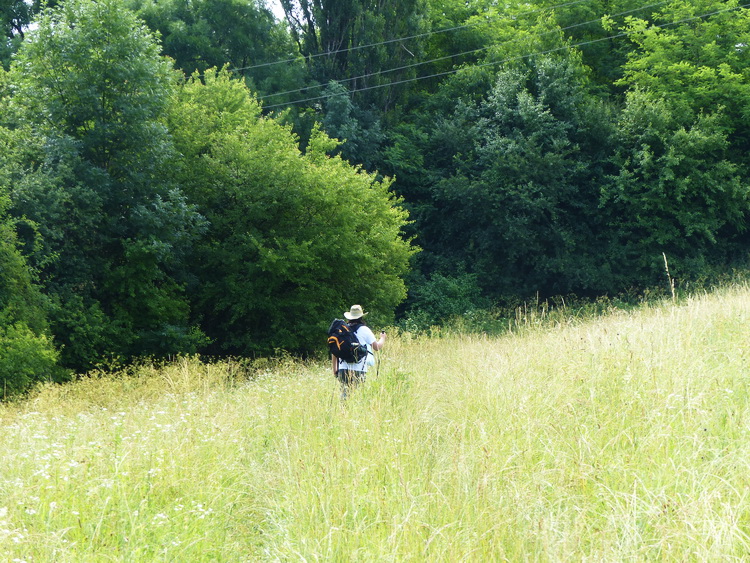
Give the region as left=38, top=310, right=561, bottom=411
left=2, top=284, right=750, bottom=560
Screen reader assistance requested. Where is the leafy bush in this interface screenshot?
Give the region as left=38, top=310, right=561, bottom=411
left=1, top=196, right=61, bottom=398
left=167, top=70, right=416, bottom=356
left=7, top=0, right=205, bottom=370
left=0, top=321, right=60, bottom=399
left=401, top=272, right=489, bottom=330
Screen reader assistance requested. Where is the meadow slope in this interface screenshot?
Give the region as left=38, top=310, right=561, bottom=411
left=2, top=285, right=750, bottom=560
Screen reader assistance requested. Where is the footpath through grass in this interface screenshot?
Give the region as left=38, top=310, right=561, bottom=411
left=2, top=285, right=750, bottom=560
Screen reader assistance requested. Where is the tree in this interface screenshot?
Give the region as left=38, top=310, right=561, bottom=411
left=0, top=225, right=61, bottom=399
left=387, top=55, right=617, bottom=300
left=128, top=0, right=308, bottom=100
left=612, top=0, right=750, bottom=165
left=166, top=70, right=415, bottom=355
left=0, top=0, right=52, bottom=68
left=452, top=59, right=616, bottom=296
left=321, top=81, right=383, bottom=170
left=0, top=187, right=47, bottom=334
left=279, top=0, right=429, bottom=111
left=600, top=0, right=750, bottom=281
left=7, top=0, right=205, bottom=370
left=0, top=161, right=61, bottom=398
left=601, top=90, right=749, bottom=282
left=0, top=70, right=50, bottom=335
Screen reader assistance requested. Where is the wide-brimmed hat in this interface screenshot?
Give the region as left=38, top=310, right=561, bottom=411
left=344, top=304, right=368, bottom=320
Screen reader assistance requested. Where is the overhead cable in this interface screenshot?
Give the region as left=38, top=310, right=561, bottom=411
left=230, top=0, right=599, bottom=73
left=261, top=2, right=750, bottom=110
left=257, top=0, right=668, bottom=102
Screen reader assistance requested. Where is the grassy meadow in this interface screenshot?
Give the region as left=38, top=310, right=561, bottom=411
left=2, top=284, right=750, bottom=560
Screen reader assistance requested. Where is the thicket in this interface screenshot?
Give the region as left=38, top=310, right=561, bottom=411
left=1, top=0, right=749, bottom=395
left=0, top=200, right=61, bottom=397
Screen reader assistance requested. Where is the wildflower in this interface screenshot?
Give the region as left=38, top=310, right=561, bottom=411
left=152, top=513, right=169, bottom=525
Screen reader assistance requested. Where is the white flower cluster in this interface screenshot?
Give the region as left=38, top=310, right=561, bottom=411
left=0, top=506, right=29, bottom=548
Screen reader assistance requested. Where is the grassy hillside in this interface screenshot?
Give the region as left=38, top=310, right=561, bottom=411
left=2, top=284, right=750, bottom=560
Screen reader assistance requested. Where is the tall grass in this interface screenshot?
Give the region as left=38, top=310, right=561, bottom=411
left=2, top=284, right=750, bottom=560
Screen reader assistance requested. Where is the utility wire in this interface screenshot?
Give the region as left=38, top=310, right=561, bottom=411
left=257, top=0, right=668, bottom=101
left=230, top=0, right=599, bottom=73
left=262, top=2, right=750, bottom=110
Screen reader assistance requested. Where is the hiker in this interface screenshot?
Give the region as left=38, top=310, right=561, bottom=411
left=332, top=304, right=386, bottom=399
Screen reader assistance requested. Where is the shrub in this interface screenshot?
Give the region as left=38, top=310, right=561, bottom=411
left=401, top=273, right=490, bottom=330
left=0, top=321, right=60, bottom=399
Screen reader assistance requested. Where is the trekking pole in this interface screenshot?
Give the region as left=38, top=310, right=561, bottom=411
left=376, top=330, right=386, bottom=379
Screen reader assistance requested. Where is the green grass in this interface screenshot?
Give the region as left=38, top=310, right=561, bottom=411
left=2, top=284, right=750, bottom=560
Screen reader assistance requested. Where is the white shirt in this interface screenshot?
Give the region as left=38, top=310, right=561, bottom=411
left=338, top=324, right=376, bottom=372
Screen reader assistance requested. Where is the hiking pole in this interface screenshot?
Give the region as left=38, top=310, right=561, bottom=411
left=376, top=330, right=386, bottom=379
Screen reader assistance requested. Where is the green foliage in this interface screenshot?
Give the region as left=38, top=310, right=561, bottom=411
left=0, top=0, right=749, bottom=369
left=616, top=0, right=750, bottom=164
left=14, top=0, right=176, bottom=174
left=279, top=0, right=429, bottom=110
left=0, top=127, right=48, bottom=335
left=0, top=322, right=59, bottom=399
left=321, top=81, right=384, bottom=170
left=0, top=221, right=47, bottom=334
left=166, top=70, right=416, bottom=355
left=617, top=1, right=750, bottom=111
left=0, top=192, right=61, bottom=398
left=594, top=0, right=750, bottom=284
left=406, top=56, right=617, bottom=298
left=0, top=0, right=48, bottom=68
left=6, top=0, right=205, bottom=370
left=542, top=0, right=663, bottom=88
left=128, top=0, right=307, bottom=99
left=602, top=90, right=749, bottom=283
left=401, top=272, right=489, bottom=330
left=385, top=0, right=750, bottom=306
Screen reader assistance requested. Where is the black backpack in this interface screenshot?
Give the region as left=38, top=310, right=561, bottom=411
left=327, top=319, right=370, bottom=363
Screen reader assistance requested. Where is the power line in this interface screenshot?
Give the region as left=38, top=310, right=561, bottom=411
left=261, top=2, right=750, bottom=110
left=257, top=0, right=668, bottom=102
left=229, top=0, right=599, bottom=73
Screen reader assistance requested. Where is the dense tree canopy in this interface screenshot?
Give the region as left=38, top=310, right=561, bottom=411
left=0, top=167, right=61, bottom=397
left=5, top=0, right=205, bottom=369
left=127, top=0, right=307, bottom=99
left=614, top=0, right=750, bottom=165
left=279, top=0, right=428, bottom=104
left=2, top=0, right=750, bottom=391
left=166, top=70, right=414, bottom=355
left=0, top=0, right=50, bottom=68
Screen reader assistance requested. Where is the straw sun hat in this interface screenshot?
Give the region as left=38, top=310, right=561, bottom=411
left=344, top=304, right=368, bottom=320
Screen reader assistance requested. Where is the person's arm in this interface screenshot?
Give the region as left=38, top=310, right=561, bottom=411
left=331, top=354, right=339, bottom=375
left=372, top=331, right=386, bottom=351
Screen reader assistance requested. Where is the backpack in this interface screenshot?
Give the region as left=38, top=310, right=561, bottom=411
left=327, top=319, right=370, bottom=363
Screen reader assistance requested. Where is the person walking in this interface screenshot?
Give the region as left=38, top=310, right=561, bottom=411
left=332, top=304, right=386, bottom=400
